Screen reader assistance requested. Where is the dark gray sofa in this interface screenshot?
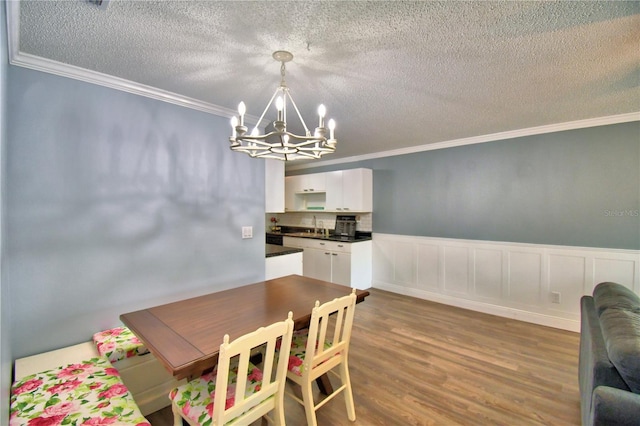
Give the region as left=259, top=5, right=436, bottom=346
left=579, top=281, right=640, bottom=425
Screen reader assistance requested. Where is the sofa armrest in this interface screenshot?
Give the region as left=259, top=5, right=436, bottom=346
left=590, top=386, right=640, bottom=426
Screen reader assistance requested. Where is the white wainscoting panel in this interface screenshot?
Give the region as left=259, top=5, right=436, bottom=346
left=474, top=248, right=503, bottom=300
left=593, top=257, right=637, bottom=291
left=372, top=234, right=640, bottom=332
left=394, top=241, right=416, bottom=287
left=416, top=243, right=439, bottom=292
left=443, top=245, right=470, bottom=295
left=507, top=250, right=544, bottom=306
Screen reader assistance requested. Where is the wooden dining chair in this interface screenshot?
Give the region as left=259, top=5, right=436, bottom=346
left=169, top=312, right=294, bottom=426
left=282, top=290, right=357, bottom=426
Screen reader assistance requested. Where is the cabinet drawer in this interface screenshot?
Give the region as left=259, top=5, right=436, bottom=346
left=305, top=239, right=351, bottom=253
left=283, top=236, right=351, bottom=253
left=282, top=236, right=306, bottom=248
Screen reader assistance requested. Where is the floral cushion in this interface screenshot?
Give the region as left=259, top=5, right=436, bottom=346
left=93, top=326, right=149, bottom=363
left=10, top=356, right=150, bottom=426
left=287, top=330, right=332, bottom=376
left=169, top=361, right=263, bottom=425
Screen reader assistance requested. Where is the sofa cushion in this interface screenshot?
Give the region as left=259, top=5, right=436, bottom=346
left=599, top=307, right=640, bottom=393
left=593, top=282, right=640, bottom=316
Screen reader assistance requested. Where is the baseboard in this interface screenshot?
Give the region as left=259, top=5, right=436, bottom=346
left=374, top=281, right=581, bottom=332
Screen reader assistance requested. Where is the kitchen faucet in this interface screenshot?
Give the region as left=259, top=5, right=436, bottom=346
left=313, top=215, right=317, bottom=234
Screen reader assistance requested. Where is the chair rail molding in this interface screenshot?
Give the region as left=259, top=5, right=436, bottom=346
left=372, top=233, right=640, bottom=332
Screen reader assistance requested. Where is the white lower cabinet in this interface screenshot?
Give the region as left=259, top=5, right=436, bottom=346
left=303, top=248, right=333, bottom=282
left=283, top=237, right=371, bottom=289
left=329, top=250, right=352, bottom=286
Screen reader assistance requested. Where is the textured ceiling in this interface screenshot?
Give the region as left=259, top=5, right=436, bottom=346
left=12, top=1, right=640, bottom=162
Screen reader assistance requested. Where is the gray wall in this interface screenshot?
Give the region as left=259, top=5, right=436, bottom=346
left=289, top=121, right=640, bottom=250
left=5, top=66, right=266, bottom=362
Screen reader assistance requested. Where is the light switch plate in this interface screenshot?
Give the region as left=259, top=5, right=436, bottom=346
left=242, top=226, right=253, bottom=239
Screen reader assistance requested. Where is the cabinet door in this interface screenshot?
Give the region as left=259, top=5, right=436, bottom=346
left=324, top=171, right=343, bottom=211
left=285, top=176, right=302, bottom=211
left=331, top=252, right=352, bottom=286
left=265, top=160, right=284, bottom=213
left=303, top=173, right=326, bottom=192
left=303, top=247, right=331, bottom=282
left=342, top=169, right=373, bottom=212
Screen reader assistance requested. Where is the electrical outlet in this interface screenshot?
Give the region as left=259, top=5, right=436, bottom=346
left=242, top=226, right=253, bottom=239
left=550, top=291, right=561, bottom=304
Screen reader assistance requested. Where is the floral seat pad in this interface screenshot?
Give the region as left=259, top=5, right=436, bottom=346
left=169, top=361, right=263, bottom=425
left=286, top=330, right=332, bottom=376
left=10, top=356, right=150, bottom=426
left=93, top=326, right=149, bottom=363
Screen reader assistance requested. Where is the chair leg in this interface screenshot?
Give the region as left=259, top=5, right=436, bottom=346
left=300, top=380, right=318, bottom=426
left=340, top=361, right=356, bottom=421
left=272, top=396, right=286, bottom=426
left=171, top=403, right=185, bottom=426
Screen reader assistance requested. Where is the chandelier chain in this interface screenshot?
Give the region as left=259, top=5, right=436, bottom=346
left=280, top=61, right=286, bottom=87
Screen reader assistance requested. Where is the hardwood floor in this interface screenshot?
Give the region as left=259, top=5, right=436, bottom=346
left=146, top=288, right=581, bottom=425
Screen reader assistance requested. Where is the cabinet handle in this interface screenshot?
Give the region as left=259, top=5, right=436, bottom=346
left=332, top=253, right=338, bottom=256
left=325, top=252, right=331, bottom=255
left=338, top=244, right=343, bottom=248
left=320, top=242, right=325, bottom=245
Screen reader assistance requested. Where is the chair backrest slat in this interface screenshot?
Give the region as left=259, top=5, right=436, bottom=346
left=303, top=291, right=357, bottom=377
left=212, top=312, right=294, bottom=425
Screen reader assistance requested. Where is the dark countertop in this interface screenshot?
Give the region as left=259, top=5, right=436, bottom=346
left=266, top=244, right=303, bottom=258
left=267, top=227, right=372, bottom=243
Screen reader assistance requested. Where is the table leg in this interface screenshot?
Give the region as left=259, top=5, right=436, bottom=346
left=316, top=374, right=334, bottom=395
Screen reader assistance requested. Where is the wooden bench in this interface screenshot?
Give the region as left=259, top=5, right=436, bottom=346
left=14, top=327, right=184, bottom=417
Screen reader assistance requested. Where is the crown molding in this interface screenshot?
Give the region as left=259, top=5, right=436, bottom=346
left=7, top=2, right=638, bottom=170
left=286, top=111, right=640, bottom=171
left=5, top=1, right=261, bottom=125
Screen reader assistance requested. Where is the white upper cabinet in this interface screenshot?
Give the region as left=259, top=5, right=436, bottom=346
left=265, top=160, right=285, bottom=213
left=284, top=176, right=298, bottom=211
left=285, top=168, right=372, bottom=212
left=296, top=173, right=326, bottom=193
left=325, top=169, right=372, bottom=212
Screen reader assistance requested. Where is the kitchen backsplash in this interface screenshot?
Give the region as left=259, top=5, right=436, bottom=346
left=266, top=212, right=372, bottom=233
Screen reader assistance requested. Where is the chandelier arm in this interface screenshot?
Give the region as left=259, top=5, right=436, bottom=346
left=239, top=131, right=324, bottom=144
left=250, top=87, right=283, bottom=134
left=284, top=91, right=312, bottom=136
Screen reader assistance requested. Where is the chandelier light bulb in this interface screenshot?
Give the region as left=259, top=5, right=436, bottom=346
left=238, top=102, right=246, bottom=126
left=318, top=104, right=326, bottom=127
left=328, top=119, right=336, bottom=139
left=230, top=116, right=238, bottom=138
left=275, top=96, right=284, bottom=121
left=251, top=128, right=259, bottom=137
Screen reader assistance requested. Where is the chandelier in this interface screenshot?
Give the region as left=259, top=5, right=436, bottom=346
left=229, top=51, right=337, bottom=161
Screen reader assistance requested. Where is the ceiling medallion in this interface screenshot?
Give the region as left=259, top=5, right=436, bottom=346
left=229, top=51, right=336, bottom=161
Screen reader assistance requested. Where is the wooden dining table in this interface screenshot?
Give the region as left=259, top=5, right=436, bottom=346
left=120, top=274, right=370, bottom=382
